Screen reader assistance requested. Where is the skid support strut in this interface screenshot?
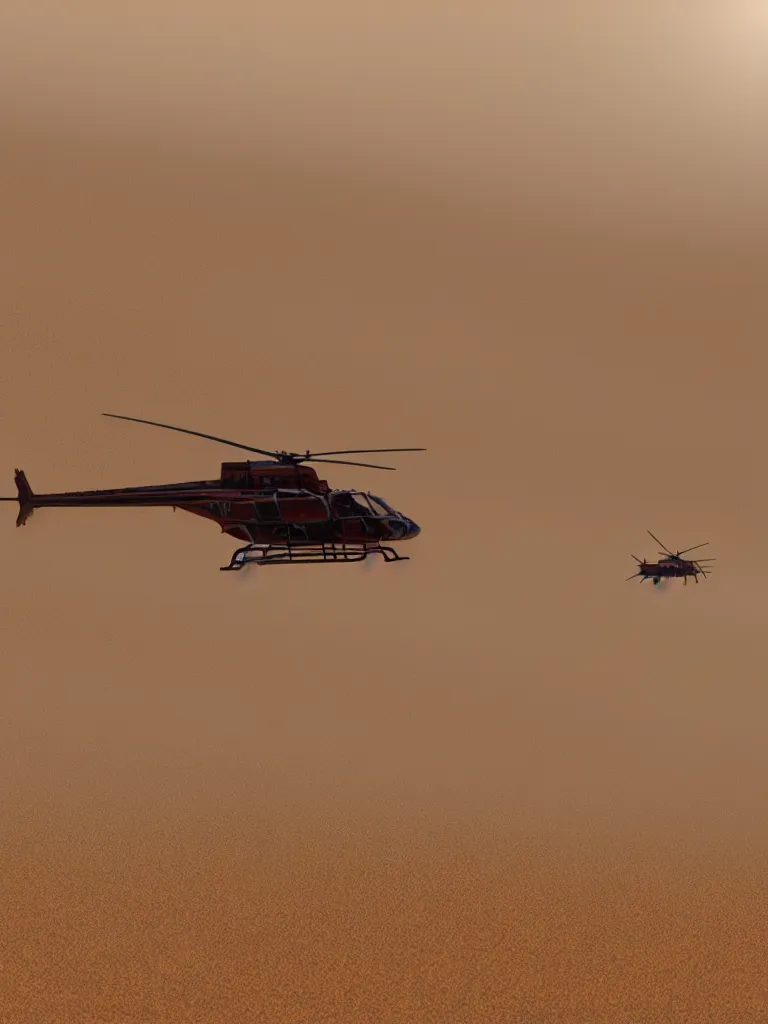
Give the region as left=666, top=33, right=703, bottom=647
left=220, top=542, right=410, bottom=571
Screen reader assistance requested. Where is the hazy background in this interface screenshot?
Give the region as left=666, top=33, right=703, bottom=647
left=2, top=4, right=768, bottom=1021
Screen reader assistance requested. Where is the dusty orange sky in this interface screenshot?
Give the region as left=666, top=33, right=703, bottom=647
left=2, top=5, right=768, bottom=1021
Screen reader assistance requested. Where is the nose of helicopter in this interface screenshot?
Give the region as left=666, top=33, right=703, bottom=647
left=404, top=518, right=421, bottom=539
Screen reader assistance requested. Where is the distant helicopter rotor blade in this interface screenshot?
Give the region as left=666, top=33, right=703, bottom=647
left=102, top=414, right=279, bottom=459
left=305, top=448, right=427, bottom=457
left=625, top=572, right=642, bottom=581
left=647, top=530, right=674, bottom=556
left=675, top=542, right=709, bottom=556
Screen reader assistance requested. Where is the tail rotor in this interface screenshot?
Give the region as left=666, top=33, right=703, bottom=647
left=626, top=555, right=646, bottom=582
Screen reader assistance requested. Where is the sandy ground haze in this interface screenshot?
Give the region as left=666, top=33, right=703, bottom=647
left=2, top=5, right=768, bottom=1021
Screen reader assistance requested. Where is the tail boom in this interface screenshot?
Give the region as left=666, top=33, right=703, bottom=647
left=1, top=472, right=252, bottom=524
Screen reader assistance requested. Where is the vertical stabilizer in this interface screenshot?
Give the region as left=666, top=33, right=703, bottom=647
left=14, top=469, right=35, bottom=526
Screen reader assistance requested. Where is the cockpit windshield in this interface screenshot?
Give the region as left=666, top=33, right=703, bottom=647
left=367, top=494, right=395, bottom=516
left=330, top=491, right=371, bottom=517
left=329, top=491, right=397, bottom=518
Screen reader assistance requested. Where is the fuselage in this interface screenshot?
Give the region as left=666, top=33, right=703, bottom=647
left=13, top=460, right=421, bottom=546
left=638, top=560, right=697, bottom=579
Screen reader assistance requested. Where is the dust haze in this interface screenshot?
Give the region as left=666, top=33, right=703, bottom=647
left=2, top=4, right=768, bottom=1021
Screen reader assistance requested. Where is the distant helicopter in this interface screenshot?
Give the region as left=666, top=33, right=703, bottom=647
left=626, top=531, right=714, bottom=585
left=1, top=414, right=424, bottom=571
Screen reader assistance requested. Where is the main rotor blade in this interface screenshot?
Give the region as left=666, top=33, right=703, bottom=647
left=301, top=457, right=396, bottom=470
left=676, top=542, right=709, bottom=556
left=102, top=414, right=279, bottom=459
left=647, top=530, right=674, bottom=555
left=308, top=448, right=426, bottom=457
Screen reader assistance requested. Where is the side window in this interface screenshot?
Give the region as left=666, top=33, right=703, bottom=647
left=331, top=492, right=372, bottom=518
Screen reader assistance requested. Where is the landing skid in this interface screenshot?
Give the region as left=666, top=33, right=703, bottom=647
left=220, top=542, right=410, bottom=571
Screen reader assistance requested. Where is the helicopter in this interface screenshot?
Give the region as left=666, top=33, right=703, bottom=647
left=626, top=531, right=715, bottom=586
left=0, top=414, right=424, bottom=571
